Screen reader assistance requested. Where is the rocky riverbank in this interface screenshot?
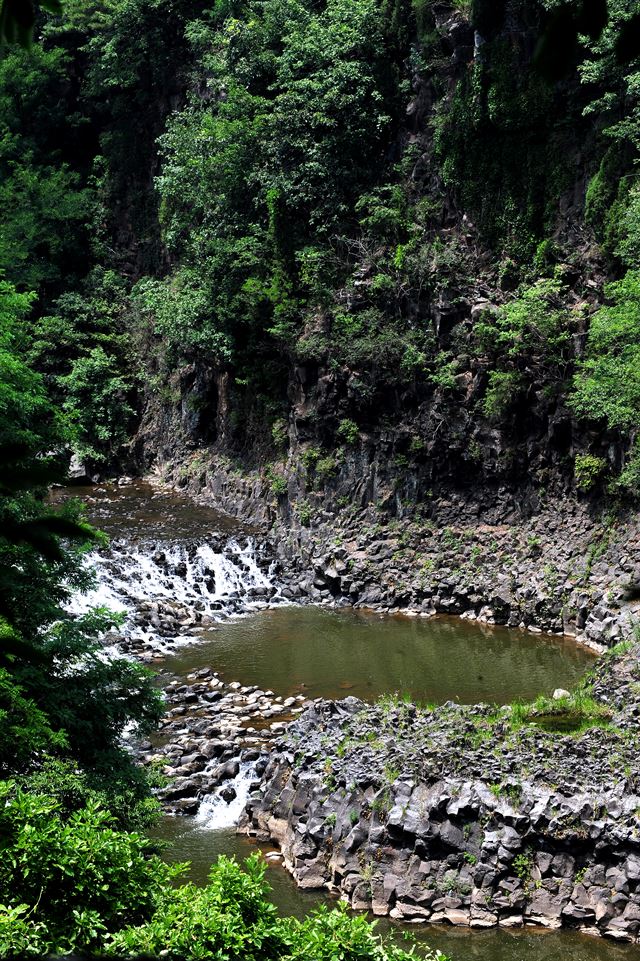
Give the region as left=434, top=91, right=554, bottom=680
left=155, top=455, right=640, bottom=652
left=240, top=642, right=640, bottom=942
left=138, top=668, right=311, bottom=815
left=80, top=474, right=640, bottom=942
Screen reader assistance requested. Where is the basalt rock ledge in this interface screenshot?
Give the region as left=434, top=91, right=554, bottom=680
left=240, top=642, right=640, bottom=942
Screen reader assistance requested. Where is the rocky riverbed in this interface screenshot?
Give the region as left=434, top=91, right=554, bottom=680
left=140, top=668, right=311, bottom=816
left=240, top=642, right=640, bottom=942
left=68, top=476, right=640, bottom=944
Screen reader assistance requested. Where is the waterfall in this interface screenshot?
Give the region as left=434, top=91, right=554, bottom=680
left=68, top=533, right=278, bottom=654
left=71, top=537, right=272, bottom=610
left=195, top=762, right=258, bottom=831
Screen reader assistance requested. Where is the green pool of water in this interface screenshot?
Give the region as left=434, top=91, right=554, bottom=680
left=150, top=608, right=611, bottom=960
left=162, top=605, right=595, bottom=705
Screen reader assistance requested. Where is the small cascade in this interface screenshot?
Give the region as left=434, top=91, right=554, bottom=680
left=195, top=763, right=258, bottom=831
left=68, top=533, right=279, bottom=655
left=62, top=482, right=292, bottom=830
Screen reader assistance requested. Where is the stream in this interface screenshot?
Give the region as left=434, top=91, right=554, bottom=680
left=60, top=479, right=637, bottom=961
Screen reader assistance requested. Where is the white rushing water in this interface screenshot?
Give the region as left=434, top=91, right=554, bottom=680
left=67, top=534, right=278, bottom=652
left=71, top=538, right=271, bottom=611
left=195, top=762, right=258, bottom=831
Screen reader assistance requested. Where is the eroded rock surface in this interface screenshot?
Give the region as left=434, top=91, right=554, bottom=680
left=241, top=643, right=640, bottom=942
left=157, top=458, right=640, bottom=651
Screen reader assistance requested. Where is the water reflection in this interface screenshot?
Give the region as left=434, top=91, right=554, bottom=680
left=163, top=606, right=595, bottom=705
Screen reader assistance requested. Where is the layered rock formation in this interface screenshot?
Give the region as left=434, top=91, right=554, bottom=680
left=241, top=643, right=640, bottom=941
left=154, top=457, right=640, bottom=651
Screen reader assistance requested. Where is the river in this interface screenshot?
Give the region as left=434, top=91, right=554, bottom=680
left=59, top=479, right=637, bottom=961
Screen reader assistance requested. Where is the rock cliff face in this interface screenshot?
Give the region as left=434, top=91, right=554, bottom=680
left=240, top=645, right=640, bottom=941
left=130, top=0, right=623, bottom=508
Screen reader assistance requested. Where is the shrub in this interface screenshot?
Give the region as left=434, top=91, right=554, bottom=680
left=315, top=456, right=338, bottom=484
left=269, top=474, right=288, bottom=497
left=475, top=279, right=570, bottom=362
left=283, top=902, right=441, bottom=961
left=482, top=370, right=522, bottom=420
left=297, top=500, right=312, bottom=526
left=574, top=453, right=607, bottom=492
left=616, top=441, right=640, bottom=495
left=300, top=446, right=321, bottom=471
left=109, top=857, right=440, bottom=961
left=109, top=855, right=283, bottom=960
left=570, top=271, right=640, bottom=431
left=337, top=418, right=359, bottom=445
left=0, top=784, right=180, bottom=955
left=60, top=346, right=135, bottom=465
left=0, top=753, right=445, bottom=960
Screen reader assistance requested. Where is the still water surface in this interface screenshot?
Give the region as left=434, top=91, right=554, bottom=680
left=152, top=609, right=614, bottom=961
left=164, top=604, right=594, bottom=705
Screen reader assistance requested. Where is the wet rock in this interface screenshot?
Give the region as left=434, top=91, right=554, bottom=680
left=216, top=760, right=240, bottom=781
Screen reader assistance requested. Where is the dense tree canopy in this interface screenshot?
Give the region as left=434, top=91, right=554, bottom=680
left=3, top=0, right=640, bottom=952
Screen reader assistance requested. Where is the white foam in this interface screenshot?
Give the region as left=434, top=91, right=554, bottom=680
left=195, top=762, right=258, bottom=830
left=67, top=535, right=275, bottom=649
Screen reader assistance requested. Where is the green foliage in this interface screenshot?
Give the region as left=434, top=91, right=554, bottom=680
left=571, top=272, right=640, bottom=431
left=134, top=269, right=235, bottom=361
left=266, top=465, right=288, bottom=497
left=337, top=418, right=360, bottom=445
left=109, top=854, right=281, bottom=959
left=0, top=667, right=66, bottom=767
left=107, top=856, right=440, bottom=961
left=616, top=440, right=640, bottom=495
left=482, top=371, right=522, bottom=420
left=297, top=499, right=313, bottom=526
left=429, top=352, right=460, bottom=392
left=283, top=902, right=437, bottom=961
left=0, top=281, right=92, bottom=642
left=0, top=46, right=90, bottom=293
left=579, top=0, right=640, bottom=151
left=356, top=185, right=408, bottom=241
left=141, top=0, right=406, bottom=372
left=615, top=182, right=640, bottom=266
left=0, top=280, right=57, bottom=451
left=0, top=285, right=162, bottom=803
left=475, top=280, right=573, bottom=421
left=15, top=757, right=160, bottom=832
left=533, top=238, right=557, bottom=273
left=300, top=446, right=321, bottom=471
left=315, top=456, right=339, bottom=483
left=60, top=347, right=135, bottom=465
left=513, top=851, right=533, bottom=886
left=0, top=784, right=180, bottom=956
left=585, top=145, right=632, bottom=254
left=26, top=268, right=137, bottom=466
left=574, top=453, right=607, bottom=491
left=19, top=609, right=163, bottom=772
left=29, top=269, right=130, bottom=377
left=476, top=280, right=571, bottom=361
